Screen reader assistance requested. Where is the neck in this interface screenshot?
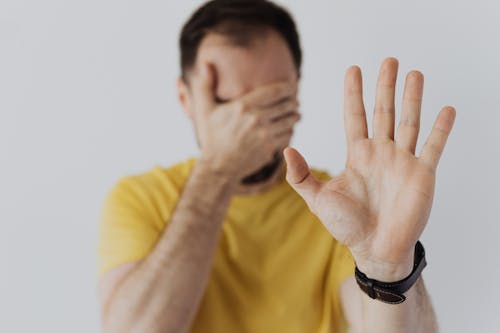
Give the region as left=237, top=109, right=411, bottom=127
left=232, top=159, right=286, bottom=196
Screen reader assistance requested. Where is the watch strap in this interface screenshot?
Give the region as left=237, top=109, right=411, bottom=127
left=354, top=240, right=427, bottom=304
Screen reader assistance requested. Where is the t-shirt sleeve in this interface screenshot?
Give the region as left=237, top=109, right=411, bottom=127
left=97, top=175, right=165, bottom=278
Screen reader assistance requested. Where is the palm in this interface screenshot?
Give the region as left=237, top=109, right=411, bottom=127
left=284, top=58, right=456, bottom=269
left=315, top=139, right=435, bottom=264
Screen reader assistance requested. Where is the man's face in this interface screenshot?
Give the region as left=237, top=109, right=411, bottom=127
left=195, top=29, right=298, bottom=102
left=180, top=28, right=299, bottom=184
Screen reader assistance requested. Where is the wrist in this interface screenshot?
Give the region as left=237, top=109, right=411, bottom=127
left=354, top=241, right=427, bottom=304
left=199, top=152, right=238, bottom=175
left=355, top=253, right=414, bottom=282
left=195, top=156, right=239, bottom=189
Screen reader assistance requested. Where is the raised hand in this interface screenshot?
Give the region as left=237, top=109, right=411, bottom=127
left=284, top=58, right=456, bottom=281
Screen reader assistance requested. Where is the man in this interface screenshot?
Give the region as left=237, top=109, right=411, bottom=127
left=97, top=1, right=455, bottom=332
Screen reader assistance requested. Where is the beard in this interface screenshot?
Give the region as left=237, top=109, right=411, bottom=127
left=240, top=150, right=282, bottom=185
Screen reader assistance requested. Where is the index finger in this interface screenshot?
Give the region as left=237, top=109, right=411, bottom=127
left=239, top=80, right=298, bottom=108
left=190, top=62, right=217, bottom=117
left=344, top=66, right=368, bottom=148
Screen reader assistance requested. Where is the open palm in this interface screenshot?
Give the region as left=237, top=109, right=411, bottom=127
left=284, top=58, right=456, bottom=279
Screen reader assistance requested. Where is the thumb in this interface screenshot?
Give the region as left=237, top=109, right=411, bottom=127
left=193, top=62, right=216, bottom=115
left=283, top=147, right=322, bottom=207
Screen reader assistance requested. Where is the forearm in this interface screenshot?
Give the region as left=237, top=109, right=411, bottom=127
left=359, top=276, right=438, bottom=333
left=102, top=159, right=237, bottom=333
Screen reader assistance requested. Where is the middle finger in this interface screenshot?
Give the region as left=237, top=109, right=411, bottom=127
left=373, top=57, right=398, bottom=140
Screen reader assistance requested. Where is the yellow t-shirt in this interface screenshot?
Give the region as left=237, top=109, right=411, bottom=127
left=97, top=157, right=355, bottom=333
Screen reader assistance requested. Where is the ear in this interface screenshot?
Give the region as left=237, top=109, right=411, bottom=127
left=177, top=76, right=194, bottom=119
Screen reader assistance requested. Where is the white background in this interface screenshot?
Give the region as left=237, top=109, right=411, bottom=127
left=1, top=0, right=499, bottom=332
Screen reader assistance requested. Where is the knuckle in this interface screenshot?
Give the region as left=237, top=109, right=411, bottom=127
left=259, top=127, right=269, bottom=139
left=288, top=113, right=300, bottom=125
left=375, top=104, right=394, bottom=114
left=427, top=141, right=443, bottom=154
left=271, top=85, right=284, bottom=96
left=235, top=100, right=248, bottom=113
left=258, top=128, right=272, bottom=143
left=248, top=113, right=261, bottom=127
left=282, top=98, right=294, bottom=109
left=399, top=116, right=419, bottom=128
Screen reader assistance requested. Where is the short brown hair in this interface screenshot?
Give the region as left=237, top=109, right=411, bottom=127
left=179, top=0, right=302, bottom=82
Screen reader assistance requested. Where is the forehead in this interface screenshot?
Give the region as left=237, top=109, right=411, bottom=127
left=194, top=29, right=298, bottom=100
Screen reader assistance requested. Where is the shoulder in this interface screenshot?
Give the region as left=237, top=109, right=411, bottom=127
left=106, top=157, right=197, bottom=203
left=101, top=157, right=198, bottom=228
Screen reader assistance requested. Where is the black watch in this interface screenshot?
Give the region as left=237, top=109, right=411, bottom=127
left=354, top=240, right=427, bottom=304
